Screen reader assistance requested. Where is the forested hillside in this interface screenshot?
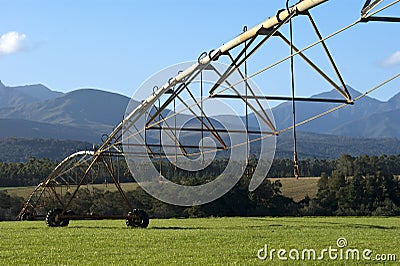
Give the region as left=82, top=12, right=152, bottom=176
left=2, top=133, right=400, bottom=163
left=0, top=138, right=93, bottom=162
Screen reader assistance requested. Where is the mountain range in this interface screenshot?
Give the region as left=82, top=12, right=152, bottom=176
left=0, top=81, right=131, bottom=142
left=257, top=86, right=399, bottom=138
left=0, top=80, right=399, bottom=153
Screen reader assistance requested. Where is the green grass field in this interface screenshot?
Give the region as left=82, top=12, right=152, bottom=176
left=1, top=217, right=399, bottom=265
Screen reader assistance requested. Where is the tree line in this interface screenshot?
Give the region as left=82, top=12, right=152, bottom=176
left=3, top=154, right=400, bottom=187
left=1, top=154, right=400, bottom=220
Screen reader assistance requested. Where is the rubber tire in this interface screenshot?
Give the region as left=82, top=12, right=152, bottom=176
left=60, top=210, right=75, bottom=226
left=45, top=208, right=69, bottom=227
left=126, top=209, right=149, bottom=228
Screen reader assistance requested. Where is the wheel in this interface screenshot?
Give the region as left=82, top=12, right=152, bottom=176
left=45, top=208, right=70, bottom=227
left=126, top=209, right=149, bottom=228
left=60, top=210, right=75, bottom=227
left=21, top=211, right=35, bottom=221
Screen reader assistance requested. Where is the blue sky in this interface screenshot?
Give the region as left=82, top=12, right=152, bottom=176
left=0, top=0, right=399, bottom=102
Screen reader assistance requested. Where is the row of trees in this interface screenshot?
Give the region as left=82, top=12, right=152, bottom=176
left=1, top=154, right=400, bottom=220
left=3, top=154, right=400, bottom=187
left=0, top=158, right=58, bottom=187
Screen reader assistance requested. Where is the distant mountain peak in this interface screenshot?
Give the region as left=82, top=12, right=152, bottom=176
left=13, top=83, right=63, bottom=101
left=0, top=80, right=5, bottom=88
left=310, top=85, right=362, bottom=100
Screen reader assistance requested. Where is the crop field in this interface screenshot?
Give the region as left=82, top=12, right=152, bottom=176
left=1, top=217, right=399, bottom=265
left=0, top=182, right=140, bottom=200
left=1, top=178, right=318, bottom=202
left=269, top=177, right=319, bottom=201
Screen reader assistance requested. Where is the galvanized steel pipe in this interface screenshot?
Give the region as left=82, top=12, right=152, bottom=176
left=119, top=0, right=329, bottom=141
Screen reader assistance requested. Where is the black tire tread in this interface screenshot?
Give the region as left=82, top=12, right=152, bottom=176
left=126, top=209, right=149, bottom=228
left=45, top=208, right=70, bottom=227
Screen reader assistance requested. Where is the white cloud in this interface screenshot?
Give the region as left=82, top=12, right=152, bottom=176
left=383, top=51, right=400, bottom=67
left=0, top=31, right=26, bottom=55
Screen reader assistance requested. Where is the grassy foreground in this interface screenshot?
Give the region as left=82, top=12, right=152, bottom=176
left=0, top=217, right=399, bottom=265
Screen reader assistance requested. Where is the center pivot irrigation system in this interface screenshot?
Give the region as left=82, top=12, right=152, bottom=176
left=17, top=0, right=399, bottom=227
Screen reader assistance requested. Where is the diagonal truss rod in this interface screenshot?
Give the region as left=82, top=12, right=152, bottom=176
left=180, top=82, right=228, bottom=148
left=361, top=0, right=400, bottom=22
left=146, top=67, right=204, bottom=128
left=19, top=0, right=400, bottom=221
left=142, top=69, right=229, bottom=151
left=64, top=1, right=343, bottom=164
left=160, top=91, right=227, bottom=149
left=362, top=0, right=384, bottom=17
left=361, top=16, right=400, bottom=22
left=275, top=31, right=351, bottom=102
left=101, top=156, right=133, bottom=211
left=305, top=12, right=351, bottom=100
left=212, top=94, right=351, bottom=104
left=113, top=0, right=329, bottom=155
left=145, top=126, right=274, bottom=135
left=365, top=0, right=400, bottom=17
left=148, top=104, right=189, bottom=156
left=225, top=52, right=277, bottom=132
left=208, top=11, right=296, bottom=97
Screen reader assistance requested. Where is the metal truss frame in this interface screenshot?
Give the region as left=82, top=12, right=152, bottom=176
left=17, top=0, right=400, bottom=224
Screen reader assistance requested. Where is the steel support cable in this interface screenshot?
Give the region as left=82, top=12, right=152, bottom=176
left=182, top=80, right=227, bottom=148
left=354, top=72, right=400, bottom=101
left=140, top=70, right=275, bottom=136
left=175, top=92, right=227, bottom=148
left=244, top=25, right=249, bottom=168
left=174, top=90, right=178, bottom=168
left=118, top=10, right=395, bottom=151
left=210, top=20, right=361, bottom=98
left=146, top=66, right=204, bottom=127
left=40, top=66, right=400, bottom=164
left=210, top=60, right=277, bottom=133
left=280, top=61, right=400, bottom=135
left=210, top=71, right=400, bottom=153
left=115, top=123, right=154, bottom=154
left=226, top=52, right=277, bottom=132
left=245, top=0, right=400, bottom=88
left=279, top=71, right=400, bottom=134
left=105, top=0, right=399, bottom=157
left=30, top=64, right=398, bottom=218
left=286, top=0, right=300, bottom=178
left=365, top=0, right=400, bottom=18
left=276, top=32, right=347, bottom=100
left=120, top=16, right=363, bottom=147
left=201, top=71, right=205, bottom=165
left=148, top=104, right=188, bottom=155
left=135, top=19, right=363, bottom=139
left=208, top=11, right=296, bottom=96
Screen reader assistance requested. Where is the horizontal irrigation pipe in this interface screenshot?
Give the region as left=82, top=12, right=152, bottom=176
left=125, top=19, right=364, bottom=143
